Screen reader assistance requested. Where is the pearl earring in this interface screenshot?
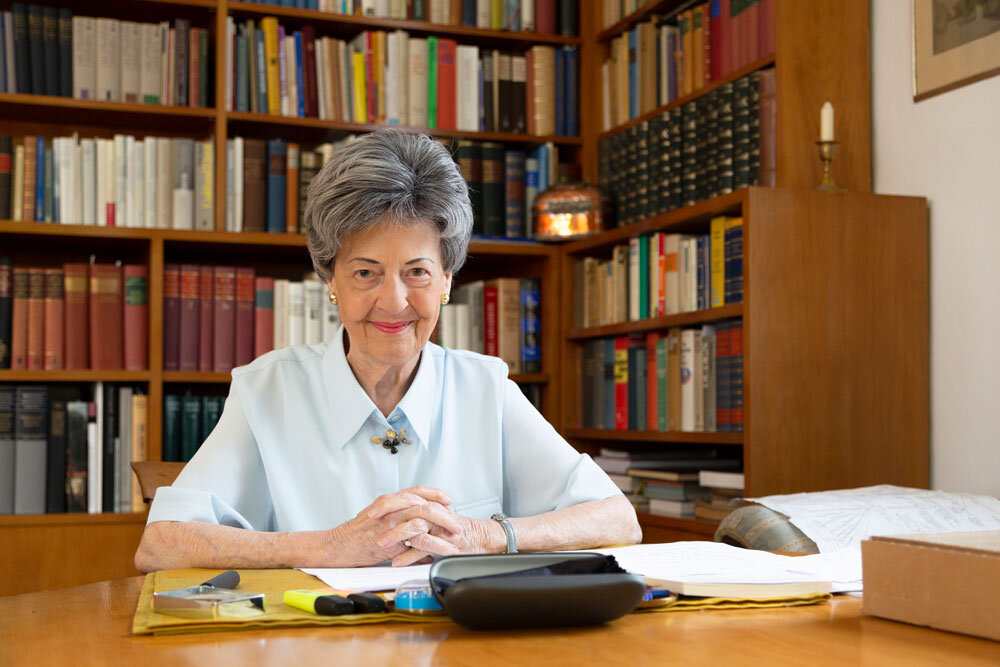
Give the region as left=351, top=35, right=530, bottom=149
left=441, top=293, right=450, bottom=305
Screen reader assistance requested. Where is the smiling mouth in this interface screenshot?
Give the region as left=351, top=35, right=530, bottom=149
left=370, top=321, right=412, bottom=334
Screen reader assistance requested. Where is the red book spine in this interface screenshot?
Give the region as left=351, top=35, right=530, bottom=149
left=702, top=6, right=712, bottom=84
left=62, top=263, right=89, bottom=370
left=123, top=265, right=148, bottom=371
left=710, top=1, right=723, bottom=81
left=715, top=325, right=731, bottom=429
left=437, top=38, right=457, bottom=131
left=198, top=266, right=214, bottom=372
left=254, top=276, right=274, bottom=359
left=645, top=332, right=659, bottom=431
left=729, top=0, right=741, bottom=72
left=88, top=264, right=123, bottom=370
left=759, top=0, right=775, bottom=58
left=26, top=267, right=44, bottom=370
left=10, top=269, right=28, bottom=369
left=302, top=26, right=319, bottom=118
left=163, top=264, right=181, bottom=371
left=745, top=0, right=759, bottom=66
left=43, top=268, right=64, bottom=370
left=718, top=0, right=732, bottom=78
left=178, top=264, right=200, bottom=372
left=730, top=323, right=743, bottom=430
left=235, top=267, right=255, bottom=366
left=535, top=0, right=556, bottom=34
left=212, top=267, right=236, bottom=374
left=484, top=284, right=498, bottom=357
left=613, top=336, right=629, bottom=429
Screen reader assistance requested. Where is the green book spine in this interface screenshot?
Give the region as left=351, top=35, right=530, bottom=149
left=180, top=394, right=201, bottom=462
left=479, top=142, right=505, bottom=236
left=427, top=36, right=438, bottom=129
left=163, top=394, right=181, bottom=462
left=638, top=234, right=649, bottom=320
left=412, top=0, right=426, bottom=21
left=656, top=336, right=669, bottom=430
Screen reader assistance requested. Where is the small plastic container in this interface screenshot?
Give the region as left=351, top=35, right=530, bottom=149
left=393, top=579, right=445, bottom=616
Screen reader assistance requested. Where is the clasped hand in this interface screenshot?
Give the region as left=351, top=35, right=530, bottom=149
left=336, top=486, right=491, bottom=567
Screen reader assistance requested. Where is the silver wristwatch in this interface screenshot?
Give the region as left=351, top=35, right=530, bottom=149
left=491, top=512, right=517, bottom=554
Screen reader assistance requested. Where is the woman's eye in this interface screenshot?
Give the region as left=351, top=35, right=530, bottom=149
left=355, top=269, right=373, bottom=279
left=409, top=267, right=429, bottom=277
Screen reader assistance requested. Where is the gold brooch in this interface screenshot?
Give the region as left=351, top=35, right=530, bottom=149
left=371, top=429, right=410, bottom=455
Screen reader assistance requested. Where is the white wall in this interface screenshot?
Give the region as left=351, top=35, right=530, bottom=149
left=871, top=1, right=1000, bottom=496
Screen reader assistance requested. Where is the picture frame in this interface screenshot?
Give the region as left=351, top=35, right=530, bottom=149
left=912, top=0, right=1000, bottom=101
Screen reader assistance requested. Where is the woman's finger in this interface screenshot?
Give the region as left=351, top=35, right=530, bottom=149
left=398, top=502, right=465, bottom=535
left=365, top=491, right=433, bottom=519
left=401, top=486, right=453, bottom=506
left=391, top=547, right=431, bottom=568
left=376, top=518, right=431, bottom=548
left=408, top=532, right=461, bottom=557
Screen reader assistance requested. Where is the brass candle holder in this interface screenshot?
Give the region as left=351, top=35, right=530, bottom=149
left=816, top=140, right=840, bottom=191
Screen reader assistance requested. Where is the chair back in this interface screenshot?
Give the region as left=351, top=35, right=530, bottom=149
left=131, top=461, right=186, bottom=503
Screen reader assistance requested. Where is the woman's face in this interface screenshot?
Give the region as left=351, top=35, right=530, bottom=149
left=328, top=219, right=451, bottom=370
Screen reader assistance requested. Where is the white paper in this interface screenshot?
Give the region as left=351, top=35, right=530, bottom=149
left=590, top=542, right=863, bottom=593
left=301, top=564, right=431, bottom=592
left=748, top=485, right=1000, bottom=553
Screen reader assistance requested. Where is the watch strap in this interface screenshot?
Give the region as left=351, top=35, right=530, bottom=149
left=491, top=513, right=517, bottom=554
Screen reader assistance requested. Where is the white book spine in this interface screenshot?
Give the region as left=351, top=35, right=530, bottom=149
left=453, top=303, right=470, bottom=351
left=456, top=45, right=480, bottom=131
left=144, top=138, right=156, bottom=228
left=390, top=0, right=406, bottom=19
left=407, top=38, right=427, bottom=128
left=95, top=18, right=121, bottom=101
left=134, top=141, right=144, bottom=230
left=701, top=325, right=716, bottom=432
left=124, top=135, right=135, bottom=227
left=304, top=280, right=324, bottom=345
left=316, top=38, right=329, bottom=121
left=439, top=304, right=456, bottom=349
left=693, top=328, right=704, bottom=431
left=338, top=39, right=350, bottom=121
left=233, top=137, right=244, bottom=232
left=120, top=21, right=141, bottom=103
left=139, top=22, right=161, bottom=104
left=477, top=0, right=491, bottom=28
left=72, top=16, right=96, bottom=99
left=73, top=141, right=82, bottom=224
left=523, top=0, right=535, bottom=31
left=225, top=17, right=235, bottom=111
left=87, top=419, right=99, bottom=514
left=58, top=138, right=74, bottom=223
left=273, top=279, right=289, bottom=349
left=376, top=0, right=389, bottom=17
left=628, top=237, right=640, bottom=321
left=112, top=135, right=125, bottom=226
left=81, top=139, right=96, bottom=225
left=285, top=36, right=298, bottom=117
left=681, top=329, right=696, bottom=431
left=172, top=139, right=194, bottom=230
left=362, top=0, right=376, bottom=16
left=278, top=24, right=288, bottom=116
left=396, top=32, right=409, bottom=126
left=685, top=238, right=698, bottom=313
left=287, top=282, right=305, bottom=346
left=95, top=139, right=107, bottom=225
left=155, top=137, right=171, bottom=229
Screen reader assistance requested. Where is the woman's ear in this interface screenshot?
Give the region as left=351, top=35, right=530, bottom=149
left=443, top=272, right=453, bottom=295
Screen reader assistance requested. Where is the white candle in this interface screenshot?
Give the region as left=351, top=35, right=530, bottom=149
left=820, top=101, right=835, bottom=142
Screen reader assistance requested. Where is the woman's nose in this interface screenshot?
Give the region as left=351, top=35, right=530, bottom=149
left=376, top=274, right=408, bottom=313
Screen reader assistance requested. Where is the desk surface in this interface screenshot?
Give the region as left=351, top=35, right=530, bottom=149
left=2, top=577, right=999, bottom=666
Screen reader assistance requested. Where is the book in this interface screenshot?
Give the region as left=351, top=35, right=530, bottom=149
left=198, top=266, right=213, bottom=372
left=42, top=267, right=62, bottom=370
left=25, top=267, right=43, bottom=370
left=648, top=497, right=694, bottom=518
left=235, top=267, right=255, bottom=366
left=178, top=264, right=200, bottom=372
left=124, top=265, right=148, bottom=371
left=266, top=139, right=287, bottom=233
left=213, top=267, right=236, bottom=373
left=648, top=578, right=831, bottom=599
left=0, top=386, right=13, bottom=513
left=163, top=264, right=180, bottom=372
left=14, top=385, right=47, bottom=514
left=254, top=277, right=275, bottom=358
left=0, top=258, right=10, bottom=370
left=65, top=400, right=88, bottom=512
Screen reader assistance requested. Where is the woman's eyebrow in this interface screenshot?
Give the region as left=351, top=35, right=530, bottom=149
left=349, top=257, right=380, bottom=264
left=405, top=257, right=435, bottom=265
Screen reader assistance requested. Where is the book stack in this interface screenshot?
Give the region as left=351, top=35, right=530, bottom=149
left=0, top=259, right=148, bottom=371
left=575, top=217, right=743, bottom=329
left=694, top=469, right=744, bottom=523
left=250, top=1, right=578, bottom=35
left=0, top=134, right=214, bottom=231
left=0, top=5, right=209, bottom=106
left=163, top=266, right=340, bottom=374
left=579, top=321, right=743, bottom=433
left=0, top=382, right=149, bottom=515
left=599, top=70, right=775, bottom=227
left=162, top=393, right=224, bottom=463
left=223, top=19, right=578, bottom=137
left=601, top=0, right=775, bottom=127
left=441, top=277, right=540, bottom=374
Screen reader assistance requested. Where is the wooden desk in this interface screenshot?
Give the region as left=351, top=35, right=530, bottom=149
left=2, top=578, right=998, bottom=666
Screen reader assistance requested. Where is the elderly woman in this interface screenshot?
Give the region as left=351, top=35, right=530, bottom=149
left=135, top=129, right=640, bottom=572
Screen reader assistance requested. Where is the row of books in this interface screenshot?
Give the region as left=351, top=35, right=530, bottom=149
left=602, top=0, right=775, bottom=127
left=163, top=266, right=342, bottom=374
left=224, top=18, right=578, bottom=137
left=580, top=322, right=744, bottom=433
left=607, top=462, right=745, bottom=521
left=574, top=218, right=743, bottom=329
left=0, top=260, right=148, bottom=371
left=0, top=135, right=214, bottom=231
left=250, top=0, right=576, bottom=35
left=599, top=70, right=774, bottom=227
left=162, top=393, right=224, bottom=463
left=436, top=277, right=540, bottom=374
left=0, top=383, right=148, bottom=515
left=0, top=6, right=209, bottom=106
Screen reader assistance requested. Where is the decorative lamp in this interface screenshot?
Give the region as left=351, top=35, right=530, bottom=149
left=532, top=182, right=606, bottom=241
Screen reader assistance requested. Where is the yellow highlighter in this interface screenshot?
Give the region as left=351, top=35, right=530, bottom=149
left=284, top=589, right=386, bottom=615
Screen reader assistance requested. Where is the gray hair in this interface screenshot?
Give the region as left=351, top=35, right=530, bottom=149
left=304, top=129, right=474, bottom=282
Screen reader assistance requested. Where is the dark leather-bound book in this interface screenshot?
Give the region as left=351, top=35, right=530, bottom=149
left=234, top=267, right=254, bottom=367
left=26, top=267, right=44, bottom=370
left=43, top=267, right=63, bottom=370
left=27, top=4, right=44, bottom=95
left=11, top=4, right=31, bottom=94
left=62, top=263, right=88, bottom=369
left=558, top=0, right=577, bottom=36
left=254, top=277, right=274, bottom=359
left=480, top=142, right=505, bottom=236
left=535, top=0, right=556, bottom=34
left=41, top=5, right=58, bottom=95
left=302, top=26, right=318, bottom=118
left=46, top=386, right=80, bottom=513
left=178, top=264, right=200, bottom=372
left=58, top=9, right=72, bottom=96
left=100, top=381, right=116, bottom=512
left=123, top=265, right=148, bottom=371
left=457, top=141, right=483, bottom=235
left=198, top=266, right=214, bottom=372
left=242, top=139, right=267, bottom=233
left=0, top=258, right=11, bottom=369
left=212, top=267, right=236, bottom=374
left=174, top=18, right=190, bottom=106
left=88, top=264, right=123, bottom=370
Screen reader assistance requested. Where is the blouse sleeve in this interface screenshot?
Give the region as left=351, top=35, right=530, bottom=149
left=500, top=380, right=622, bottom=517
left=146, top=380, right=275, bottom=531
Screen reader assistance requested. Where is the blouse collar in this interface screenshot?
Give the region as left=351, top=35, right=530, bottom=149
left=322, top=325, right=435, bottom=451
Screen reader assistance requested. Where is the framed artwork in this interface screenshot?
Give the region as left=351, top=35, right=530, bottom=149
left=912, top=0, right=1000, bottom=100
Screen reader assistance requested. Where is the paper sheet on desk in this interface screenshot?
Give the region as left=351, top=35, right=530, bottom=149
left=591, top=542, right=863, bottom=593
left=301, top=564, right=431, bottom=592
left=748, top=485, right=1000, bottom=553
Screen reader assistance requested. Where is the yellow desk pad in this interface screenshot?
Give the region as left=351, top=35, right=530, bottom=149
left=132, top=568, right=831, bottom=636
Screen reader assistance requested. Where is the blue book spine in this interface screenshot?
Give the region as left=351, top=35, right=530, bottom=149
left=724, top=224, right=744, bottom=304
left=555, top=48, right=565, bottom=136
left=628, top=29, right=638, bottom=120
left=35, top=136, right=44, bottom=221
left=568, top=48, right=580, bottom=134
left=535, top=145, right=548, bottom=193
left=236, top=30, right=249, bottom=112
left=520, top=278, right=541, bottom=373
left=255, top=29, right=268, bottom=114
left=667, top=30, right=677, bottom=102
left=294, top=32, right=306, bottom=118
left=463, top=0, right=476, bottom=26
left=504, top=150, right=526, bottom=237
left=603, top=338, right=615, bottom=429
left=306, top=0, right=318, bottom=9
left=266, top=139, right=287, bottom=233
left=697, top=235, right=707, bottom=310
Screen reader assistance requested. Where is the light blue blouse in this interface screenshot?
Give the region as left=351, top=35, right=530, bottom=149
left=148, top=326, right=621, bottom=532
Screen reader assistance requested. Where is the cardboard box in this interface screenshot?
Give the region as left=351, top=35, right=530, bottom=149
left=862, top=530, right=1000, bottom=642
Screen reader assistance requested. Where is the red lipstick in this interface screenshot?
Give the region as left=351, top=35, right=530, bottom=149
left=371, top=321, right=411, bottom=334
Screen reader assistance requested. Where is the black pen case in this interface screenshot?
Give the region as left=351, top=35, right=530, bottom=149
left=428, top=553, right=646, bottom=630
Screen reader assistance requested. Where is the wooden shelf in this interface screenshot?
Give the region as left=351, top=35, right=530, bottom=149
left=635, top=512, right=719, bottom=537
left=163, top=372, right=231, bottom=383
left=467, top=239, right=556, bottom=256
left=159, top=229, right=309, bottom=246
left=0, top=512, right=148, bottom=528
left=597, top=0, right=677, bottom=43
left=228, top=2, right=582, bottom=47
left=227, top=110, right=582, bottom=145
left=563, top=189, right=747, bottom=255
left=510, top=373, right=549, bottom=384
left=0, top=93, right=216, bottom=129
left=0, top=219, right=155, bottom=240
left=564, top=428, right=743, bottom=445
left=0, top=370, right=151, bottom=382
left=599, top=54, right=776, bottom=140
left=566, top=304, right=743, bottom=340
